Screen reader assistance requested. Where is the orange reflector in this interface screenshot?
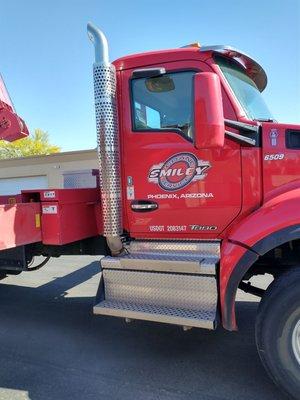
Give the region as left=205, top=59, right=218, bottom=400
left=35, top=213, right=41, bottom=228
left=181, top=42, right=201, bottom=49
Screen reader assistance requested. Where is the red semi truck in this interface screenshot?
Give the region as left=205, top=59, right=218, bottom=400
left=0, top=23, right=300, bottom=399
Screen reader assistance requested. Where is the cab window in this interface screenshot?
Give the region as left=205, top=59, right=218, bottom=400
left=131, top=71, right=195, bottom=141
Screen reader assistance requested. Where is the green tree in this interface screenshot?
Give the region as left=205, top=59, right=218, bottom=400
left=0, top=129, right=60, bottom=159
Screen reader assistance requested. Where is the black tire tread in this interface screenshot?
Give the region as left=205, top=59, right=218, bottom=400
left=256, top=267, right=300, bottom=399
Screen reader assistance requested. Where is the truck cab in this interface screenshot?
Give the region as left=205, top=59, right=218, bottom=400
left=114, top=46, right=266, bottom=239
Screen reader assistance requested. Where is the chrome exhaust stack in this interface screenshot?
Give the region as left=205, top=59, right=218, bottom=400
left=87, top=22, right=123, bottom=255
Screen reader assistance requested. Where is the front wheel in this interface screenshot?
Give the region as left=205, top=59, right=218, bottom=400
left=255, top=268, right=300, bottom=399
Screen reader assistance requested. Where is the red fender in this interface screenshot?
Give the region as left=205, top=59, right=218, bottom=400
left=220, top=187, right=300, bottom=330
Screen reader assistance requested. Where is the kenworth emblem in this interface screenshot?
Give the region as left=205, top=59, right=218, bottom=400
left=148, top=153, right=211, bottom=191
left=270, top=129, right=279, bottom=146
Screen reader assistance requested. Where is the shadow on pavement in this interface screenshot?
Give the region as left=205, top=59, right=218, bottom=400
left=0, top=261, right=287, bottom=400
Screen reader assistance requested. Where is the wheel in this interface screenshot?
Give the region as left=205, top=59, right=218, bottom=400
left=255, top=268, right=300, bottom=399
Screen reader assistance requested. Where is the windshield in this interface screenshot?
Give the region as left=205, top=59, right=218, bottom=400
left=215, top=55, right=273, bottom=121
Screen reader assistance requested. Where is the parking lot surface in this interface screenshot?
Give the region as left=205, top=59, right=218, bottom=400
left=0, top=256, right=285, bottom=400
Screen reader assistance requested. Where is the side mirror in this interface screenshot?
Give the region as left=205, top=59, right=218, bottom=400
left=194, top=72, right=225, bottom=149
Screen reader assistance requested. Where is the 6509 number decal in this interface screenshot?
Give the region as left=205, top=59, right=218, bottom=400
left=264, top=153, right=284, bottom=161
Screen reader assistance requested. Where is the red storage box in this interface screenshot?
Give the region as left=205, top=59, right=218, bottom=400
left=22, top=188, right=103, bottom=245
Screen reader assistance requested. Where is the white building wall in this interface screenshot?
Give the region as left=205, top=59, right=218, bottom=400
left=0, top=150, right=98, bottom=195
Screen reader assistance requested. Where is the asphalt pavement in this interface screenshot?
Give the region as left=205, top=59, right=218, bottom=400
left=0, top=256, right=286, bottom=400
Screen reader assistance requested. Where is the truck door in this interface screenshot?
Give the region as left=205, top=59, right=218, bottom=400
left=120, top=60, right=242, bottom=238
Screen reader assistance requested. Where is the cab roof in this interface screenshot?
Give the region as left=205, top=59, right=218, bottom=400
left=113, top=45, right=267, bottom=92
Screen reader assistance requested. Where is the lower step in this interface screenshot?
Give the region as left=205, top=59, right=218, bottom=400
left=94, top=269, right=218, bottom=329
left=94, top=300, right=216, bottom=330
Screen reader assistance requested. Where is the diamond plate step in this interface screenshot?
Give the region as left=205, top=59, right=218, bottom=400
left=101, top=240, right=220, bottom=275
left=128, top=240, right=220, bottom=257
left=94, top=300, right=216, bottom=329
left=101, top=254, right=217, bottom=275
left=94, top=269, right=218, bottom=329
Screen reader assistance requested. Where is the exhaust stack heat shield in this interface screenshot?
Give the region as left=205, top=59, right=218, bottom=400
left=87, top=23, right=122, bottom=242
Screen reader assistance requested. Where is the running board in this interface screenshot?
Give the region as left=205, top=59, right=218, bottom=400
left=94, top=240, right=220, bottom=329
left=94, top=299, right=216, bottom=329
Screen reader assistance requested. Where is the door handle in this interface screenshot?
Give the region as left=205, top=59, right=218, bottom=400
left=131, top=200, right=158, bottom=212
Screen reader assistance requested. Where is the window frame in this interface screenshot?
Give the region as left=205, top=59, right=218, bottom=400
left=129, top=68, right=199, bottom=143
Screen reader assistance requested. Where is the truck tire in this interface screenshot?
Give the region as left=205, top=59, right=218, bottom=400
left=255, top=268, right=300, bottom=400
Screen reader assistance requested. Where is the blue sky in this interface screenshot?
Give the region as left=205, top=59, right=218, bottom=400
left=1, top=0, right=299, bottom=151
